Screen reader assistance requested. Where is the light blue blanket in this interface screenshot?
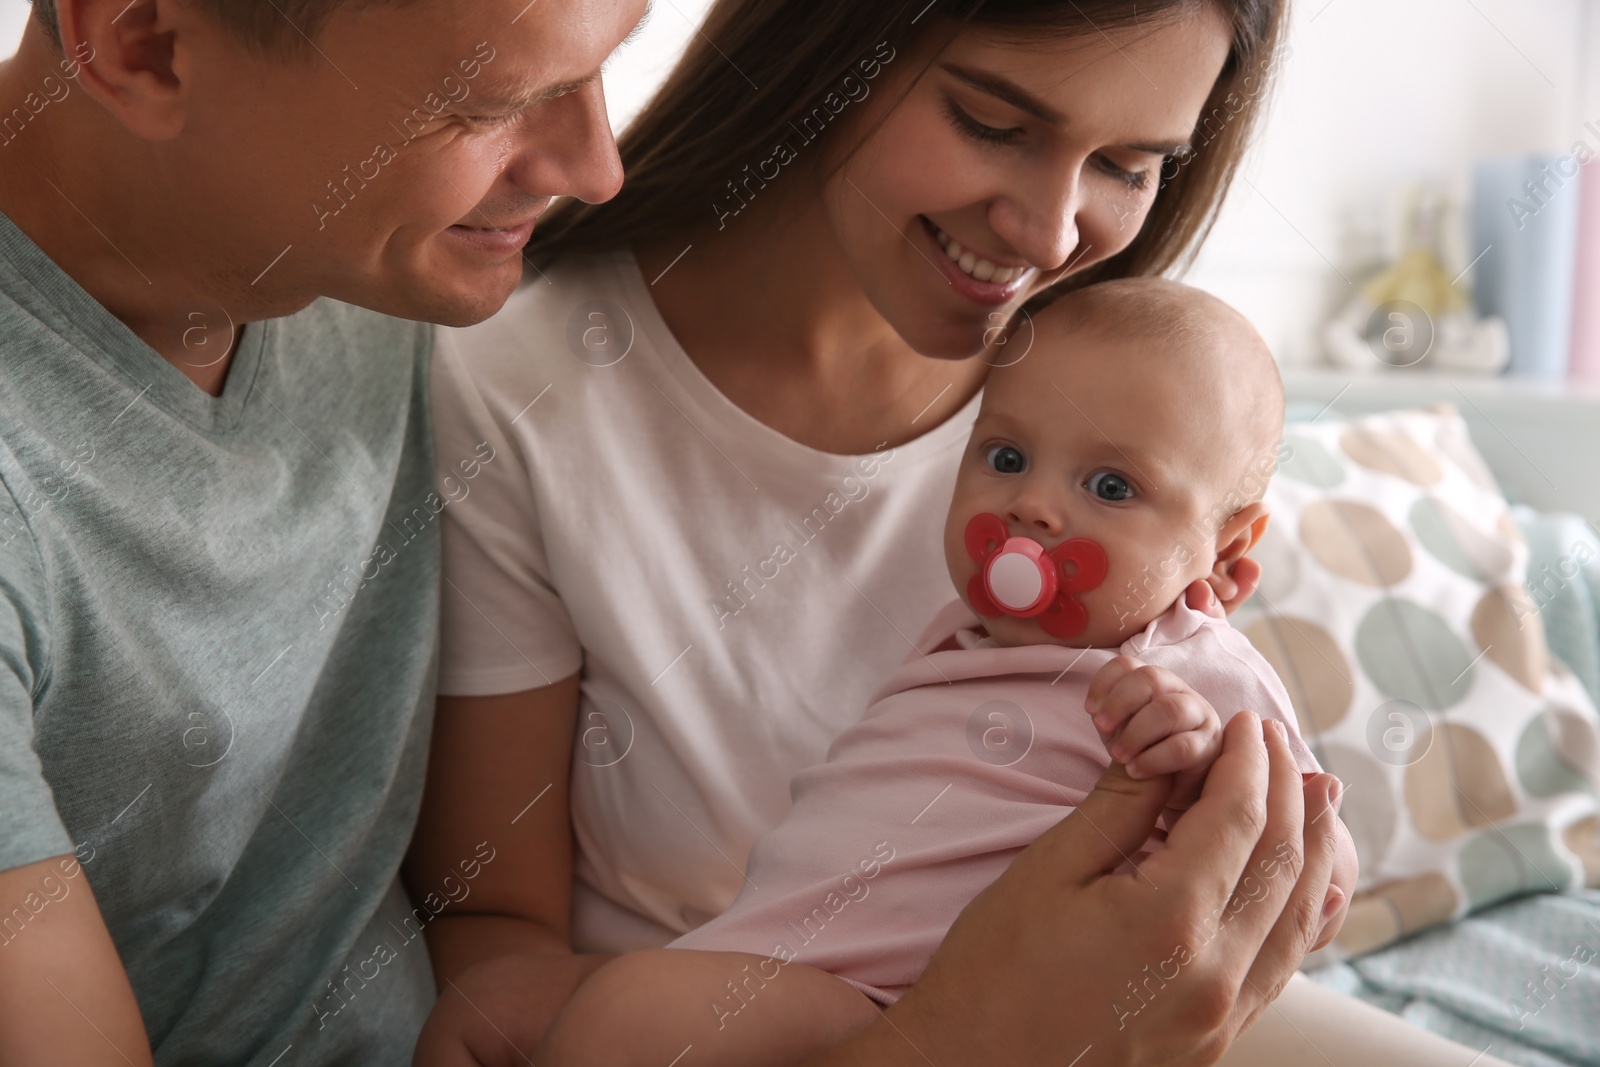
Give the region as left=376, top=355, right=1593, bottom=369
left=1305, top=508, right=1600, bottom=1067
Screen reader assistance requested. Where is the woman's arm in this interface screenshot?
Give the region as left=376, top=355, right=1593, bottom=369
left=0, top=856, right=154, bottom=1066
left=404, top=676, right=585, bottom=978
left=406, top=676, right=620, bottom=1066
left=801, top=713, right=1352, bottom=1067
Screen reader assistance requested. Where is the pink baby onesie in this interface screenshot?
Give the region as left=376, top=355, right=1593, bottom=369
left=667, top=596, right=1321, bottom=1005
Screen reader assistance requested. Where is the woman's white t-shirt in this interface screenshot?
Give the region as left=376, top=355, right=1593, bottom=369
left=430, top=250, right=981, bottom=953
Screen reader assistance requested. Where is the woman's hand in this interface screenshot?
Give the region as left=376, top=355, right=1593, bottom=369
left=803, top=713, right=1348, bottom=1067
left=407, top=679, right=595, bottom=1066
left=413, top=952, right=618, bottom=1067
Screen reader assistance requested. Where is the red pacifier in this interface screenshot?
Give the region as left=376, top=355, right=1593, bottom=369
left=964, top=513, right=1109, bottom=640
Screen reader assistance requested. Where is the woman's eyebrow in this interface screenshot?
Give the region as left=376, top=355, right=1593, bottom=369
left=941, top=63, right=1064, bottom=124
left=938, top=62, right=1190, bottom=156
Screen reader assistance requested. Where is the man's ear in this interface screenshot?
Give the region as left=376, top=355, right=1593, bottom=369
left=55, top=0, right=189, bottom=140
left=1213, top=502, right=1269, bottom=573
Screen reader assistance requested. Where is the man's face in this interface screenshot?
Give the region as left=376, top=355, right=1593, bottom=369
left=168, top=0, right=641, bottom=326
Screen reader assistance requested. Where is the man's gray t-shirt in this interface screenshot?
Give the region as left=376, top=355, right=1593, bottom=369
left=0, top=211, right=446, bottom=1063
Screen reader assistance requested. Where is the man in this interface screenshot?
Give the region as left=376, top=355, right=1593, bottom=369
left=0, top=0, right=632, bottom=1061
left=0, top=0, right=1349, bottom=1063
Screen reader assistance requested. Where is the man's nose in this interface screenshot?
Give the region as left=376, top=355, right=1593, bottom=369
left=503, top=80, right=625, bottom=206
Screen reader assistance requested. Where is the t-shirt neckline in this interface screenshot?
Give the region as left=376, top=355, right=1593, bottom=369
left=608, top=247, right=982, bottom=474
left=0, top=209, right=266, bottom=434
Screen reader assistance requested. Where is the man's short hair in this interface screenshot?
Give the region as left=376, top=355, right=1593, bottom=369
left=28, top=0, right=387, bottom=57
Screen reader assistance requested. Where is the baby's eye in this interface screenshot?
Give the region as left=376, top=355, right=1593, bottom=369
left=985, top=445, right=1026, bottom=474
left=1086, top=471, right=1134, bottom=502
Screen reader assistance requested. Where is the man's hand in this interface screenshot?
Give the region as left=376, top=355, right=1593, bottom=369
left=801, top=713, right=1352, bottom=1067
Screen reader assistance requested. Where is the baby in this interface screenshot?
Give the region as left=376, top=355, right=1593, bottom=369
left=535, top=279, right=1330, bottom=1066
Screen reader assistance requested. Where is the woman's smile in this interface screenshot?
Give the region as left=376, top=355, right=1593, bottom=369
left=917, top=214, right=1035, bottom=307
left=923, top=216, right=1031, bottom=285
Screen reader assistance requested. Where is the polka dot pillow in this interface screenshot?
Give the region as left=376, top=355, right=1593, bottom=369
left=1232, top=404, right=1600, bottom=964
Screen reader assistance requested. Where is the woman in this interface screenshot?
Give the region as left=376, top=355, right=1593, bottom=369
left=408, top=1, right=1508, bottom=1063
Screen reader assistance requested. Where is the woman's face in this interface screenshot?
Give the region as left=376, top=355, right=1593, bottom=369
left=821, top=8, right=1233, bottom=359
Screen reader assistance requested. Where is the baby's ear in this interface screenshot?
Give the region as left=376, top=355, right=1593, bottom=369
left=1214, top=504, right=1269, bottom=567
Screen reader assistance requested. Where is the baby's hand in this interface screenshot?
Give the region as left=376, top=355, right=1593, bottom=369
left=1084, top=655, right=1222, bottom=807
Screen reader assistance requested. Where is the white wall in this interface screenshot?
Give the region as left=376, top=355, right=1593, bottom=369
left=3, top=0, right=1587, bottom=369
left=1186, top=0, right=1590, bottom=365
left=603, top=0, right=718, bottom=134
left=0, top=1, right=26, bottom=53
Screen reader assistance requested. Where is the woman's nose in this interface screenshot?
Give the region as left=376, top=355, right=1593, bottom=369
left=990, top=166, right=1083, bottom=273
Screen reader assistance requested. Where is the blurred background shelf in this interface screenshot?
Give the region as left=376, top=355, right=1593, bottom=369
left=1285, top=368, right=1600, bottom=518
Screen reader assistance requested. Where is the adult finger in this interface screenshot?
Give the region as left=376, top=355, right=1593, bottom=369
left=1138, top=720, right=1309, bottom=1044
left=1311, top=812, right=1356, bottom=950
left=1015, top=759, right=1174, bottom=887
left=1213, top=719, right=1308, bottom=952
left=1140, top=711, right=1270, bottom=913
left=1234, top=775, right=1341, bottom=1031
left=1313, top=884, right=1348, bottom=952
left=1223, top=725, right=1332, bottom=1024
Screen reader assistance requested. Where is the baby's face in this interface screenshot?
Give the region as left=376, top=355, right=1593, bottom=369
left=943, top=314, right=1261, bottom=648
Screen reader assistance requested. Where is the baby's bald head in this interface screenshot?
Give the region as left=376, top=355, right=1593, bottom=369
left=1009, top=278, right=1284, bottom=514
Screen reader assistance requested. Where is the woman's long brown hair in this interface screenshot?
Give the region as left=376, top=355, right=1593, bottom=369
left=530, top=0, right=1286, bottom=300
